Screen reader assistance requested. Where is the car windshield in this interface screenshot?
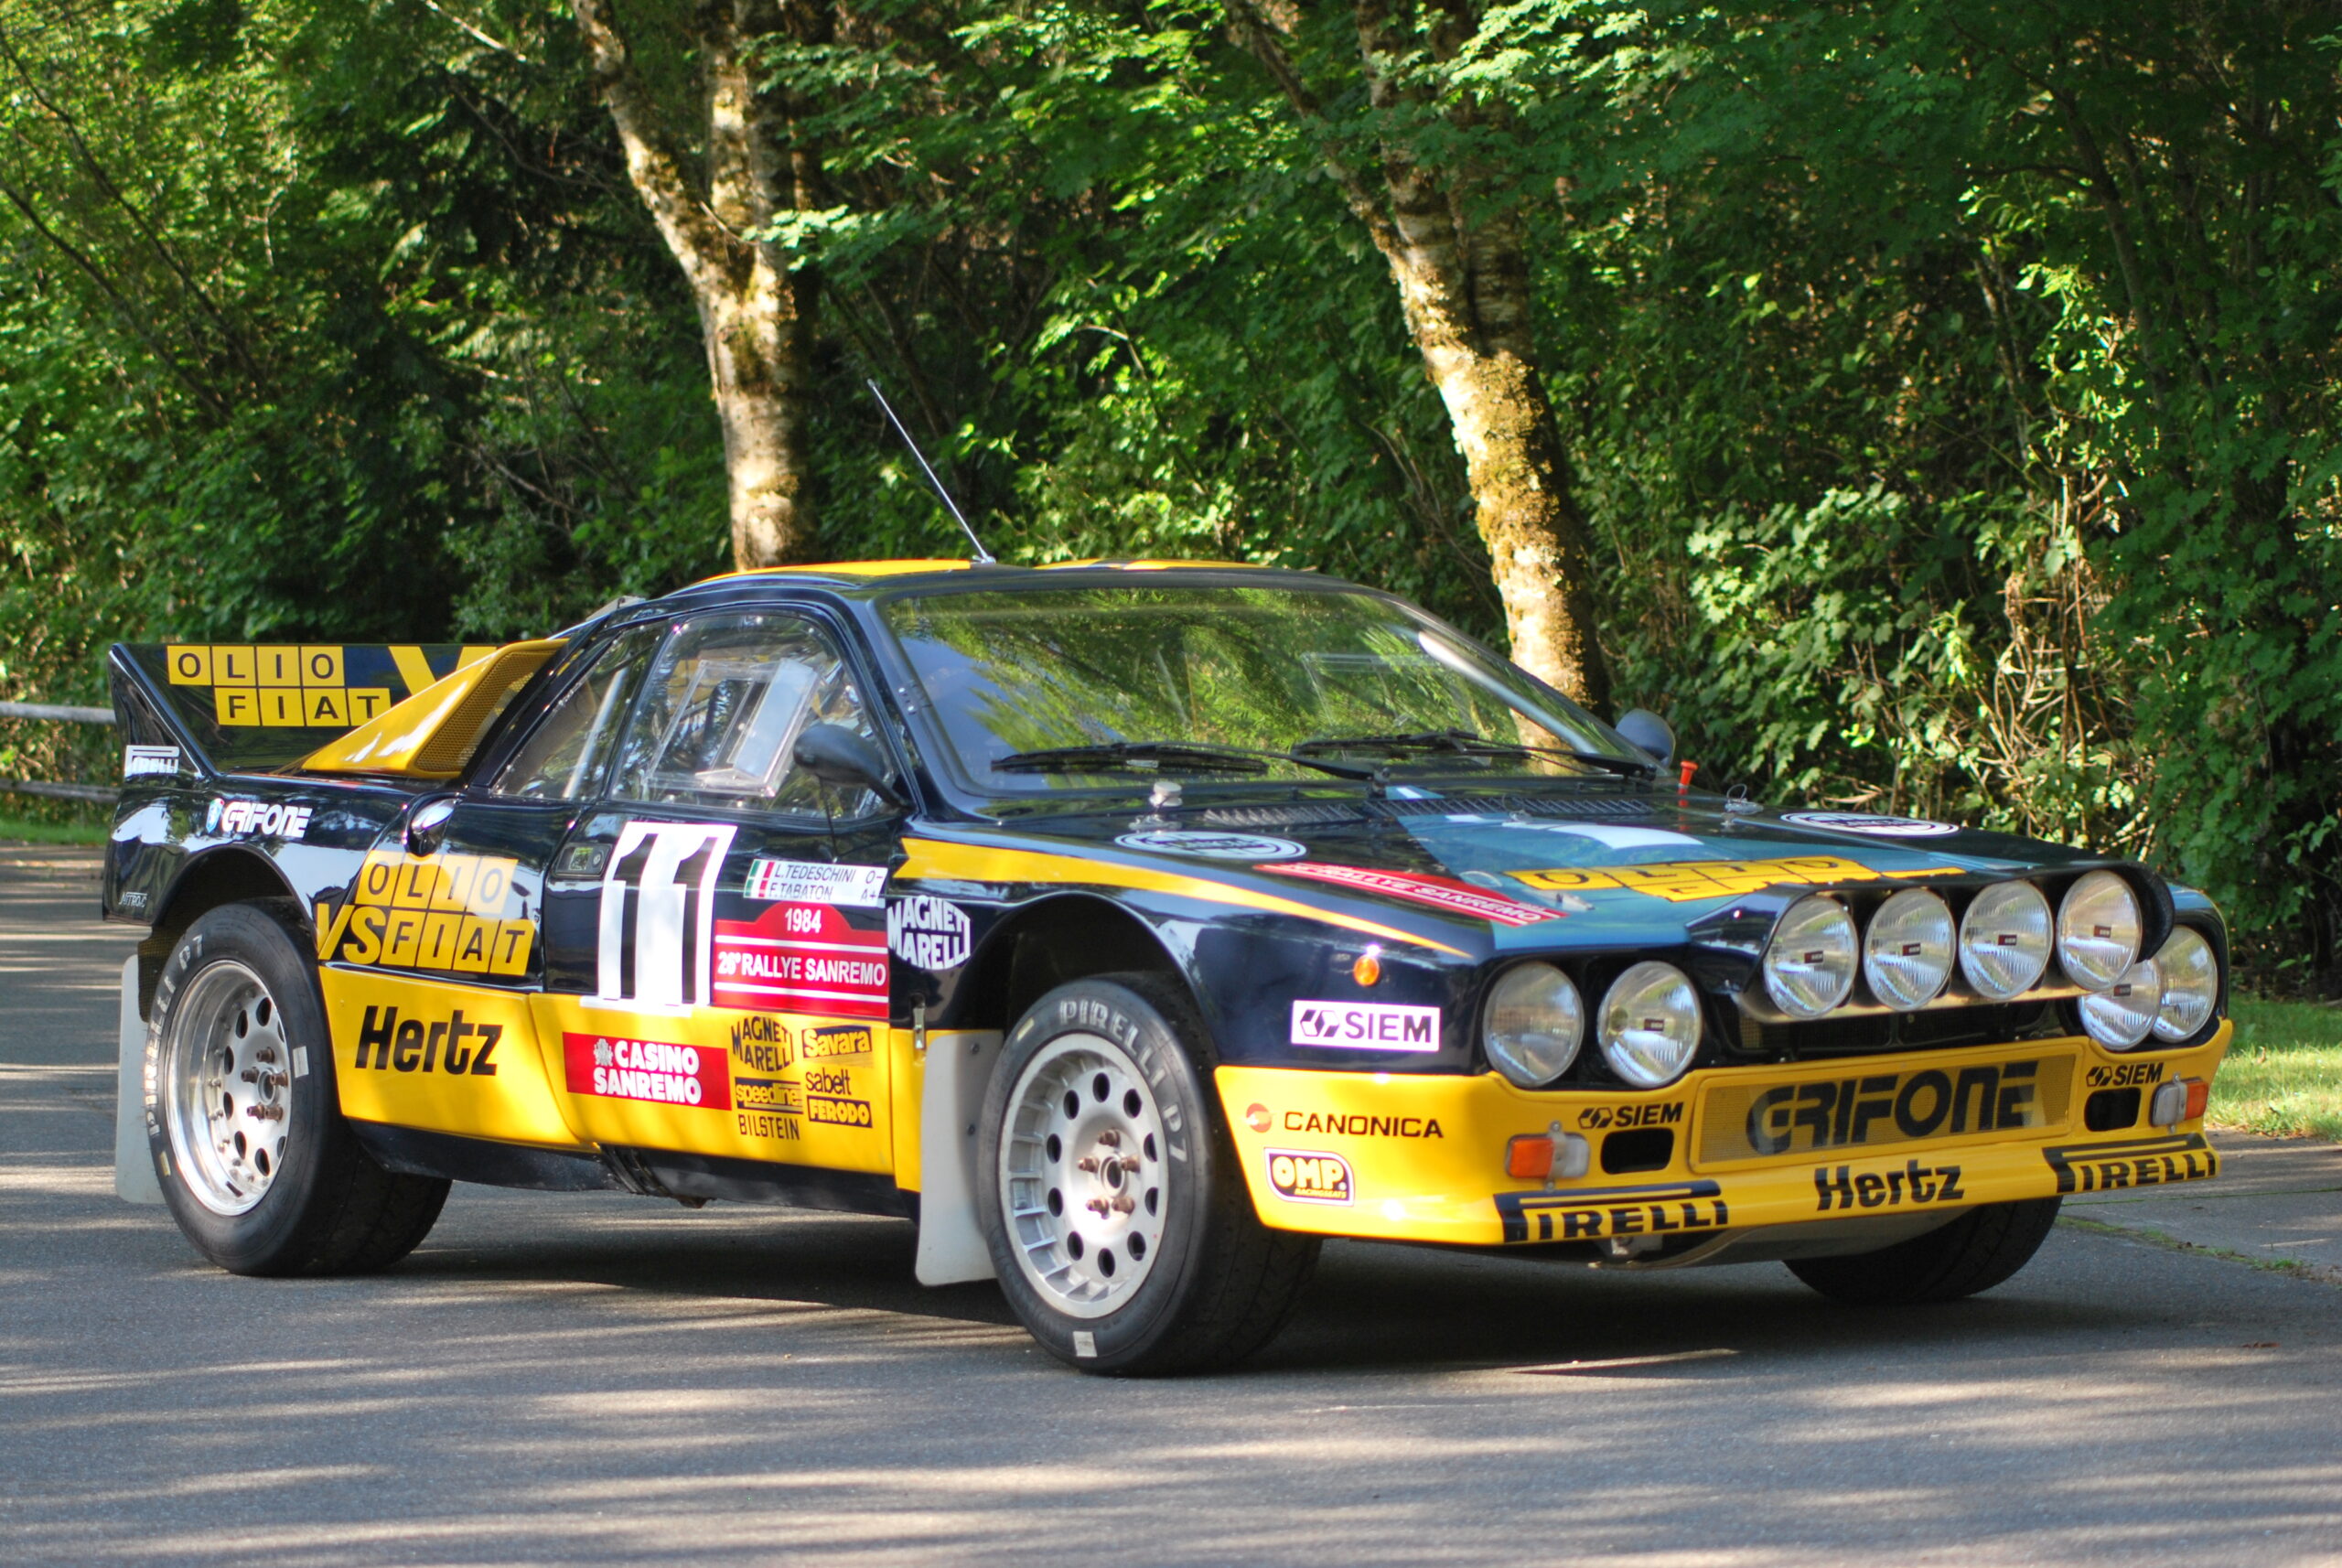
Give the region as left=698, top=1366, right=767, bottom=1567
left=876, top=582, right=1642, bottom=793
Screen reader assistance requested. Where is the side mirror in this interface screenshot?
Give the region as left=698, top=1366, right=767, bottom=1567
left=1615, top=708, right=1675, bottom=766
left=403, top=795, right=457, bottom=855
left=793, top=724, right=904, bottom=808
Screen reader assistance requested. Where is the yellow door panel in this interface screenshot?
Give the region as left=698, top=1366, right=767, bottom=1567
left=320, top=969, right=589, bottom=1150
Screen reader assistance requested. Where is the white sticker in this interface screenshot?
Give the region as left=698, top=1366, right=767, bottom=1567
left=595, top=822, right=737, bottom=1009
left=123, top=745, right=180, bottom=779
left=291, top=1047, right=310, bottom=1079
left=1290, top=1000, right=1441, bottom=1052
left=1072, top=1331, right=1097, bottom=1359
left=888, top=896, right=972, bottom=971
left=1114, top=829, right=1305, bottom=861
left=1779, top=811, right=1961, bottom=839
left=744, top=858, right=886, bottom=908
left=204, top=799, right=313, bottom=841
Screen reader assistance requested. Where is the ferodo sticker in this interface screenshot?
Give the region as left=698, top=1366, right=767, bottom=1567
left=1291, top=1000, right=1440, bottom=1052
left=1266, top=1149, right=1353, bottom=1205
left=1779, top=811, right=1961, bottom=838
left=564, top=1031, right=729, bottom=1109
left=1265, top=863, right=1555, bottom=926
left=1514, top=855, right=1907, bottom=903
left=1700, top=1054, right=2076, bottom=1166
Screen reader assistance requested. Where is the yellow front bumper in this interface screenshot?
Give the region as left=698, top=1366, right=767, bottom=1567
left=1216, top=1023, right=2230, bottom=1247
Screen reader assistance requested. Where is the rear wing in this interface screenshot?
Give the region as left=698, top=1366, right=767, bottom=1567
left=106, top=642, right=543, bottom=779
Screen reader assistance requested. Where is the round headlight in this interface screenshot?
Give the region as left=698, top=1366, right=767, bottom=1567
left=1598, top=961, right=1703, bottom=1089
left=1864, top=888, right=1956, bottom=1010
left=1763, top=896, right=1858, bottom=1018
left=2152, top=928, right=2218, bottom=1042
left=2079, top=958, right=2160, bottom=1048
left=1482, top=962, right=1585, bottom=1088
left=2057, top=870, right=2142, bottom=991
left=1959, top=880, right=2053, bottom=999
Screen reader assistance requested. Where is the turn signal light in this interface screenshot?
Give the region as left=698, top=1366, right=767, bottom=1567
left=2148, top=1077, right=2212, bottom=1128
left=2186, top=1078, right=2210, bottom=1120
left=1505, top=1133, right=1590, bottom=1181
left=1352, top=948, right=1382, bottom=986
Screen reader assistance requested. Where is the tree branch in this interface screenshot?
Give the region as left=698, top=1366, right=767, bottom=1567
left=571, top=0, right=731, bottom=289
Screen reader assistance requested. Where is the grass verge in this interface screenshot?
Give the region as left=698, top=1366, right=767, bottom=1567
left=2209, top=1000, right=2342, bottom=1144
left=0, top=812, right=107, bottom=845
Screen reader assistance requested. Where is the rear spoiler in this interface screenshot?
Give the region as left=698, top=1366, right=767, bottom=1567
left=107, top=641, right=557, bottom=780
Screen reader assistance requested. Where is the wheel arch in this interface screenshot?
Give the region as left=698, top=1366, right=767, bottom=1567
left=138, top=848, right=301, bottom=1020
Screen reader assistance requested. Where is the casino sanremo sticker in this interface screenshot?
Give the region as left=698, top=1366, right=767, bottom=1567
left=1779, top=811, right=1961, bottom=838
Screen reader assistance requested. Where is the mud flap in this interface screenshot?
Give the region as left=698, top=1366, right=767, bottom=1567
left=913, top=1029, right=1003, bottom=1285
left=114, top=955, right=163, bottom=1204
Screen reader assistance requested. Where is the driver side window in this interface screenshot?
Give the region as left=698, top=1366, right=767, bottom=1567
left=489, top=626, right=662, bottom=800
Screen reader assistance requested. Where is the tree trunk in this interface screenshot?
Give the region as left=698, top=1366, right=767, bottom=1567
left=572, top=0, right=820, bottom=570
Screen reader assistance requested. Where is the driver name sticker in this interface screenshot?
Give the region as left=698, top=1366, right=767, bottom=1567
left=1291, top=1000, right=1441, bottom=1052
left=744, top=858, right=886, bottom=907
left=1778, top=811, right=1961, bottom=838
left=887, top=896, right=972, bottom=971
left=1266, top=863, right=1556, bottom=927
left=1114, top=830, right=1305, bottom=862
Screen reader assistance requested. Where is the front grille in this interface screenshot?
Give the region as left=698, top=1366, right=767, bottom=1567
left=1735, top=1001, right=2067, bottom=1062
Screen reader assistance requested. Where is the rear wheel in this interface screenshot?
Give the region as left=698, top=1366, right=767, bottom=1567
left=148, top=901, right=448, bottom=1275
left=977, top=974, right=1318, bottom=1374
left=1787, top=1197, right=2061, bottom=1305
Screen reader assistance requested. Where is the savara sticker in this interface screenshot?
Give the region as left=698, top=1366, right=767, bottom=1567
left=1290, top=1000, right=1441, bottom=1052
left=802, top=1023, right=875, bottom=1059
left=744, top=858, right=886, bottom=907
left=123, top=745, right=179, bottom=779
left=595, top=822, right=736, bottom=1009
left=352, top=1005, right=501, bottom=1077
left=1266, top=1149, right=1353, bottom=1205
left=714, top=902, right=888, bottom=1018
left=887, top=896, right=972, bottom=971
left=206, top=798, right=313, bottom=841
left=564, top=1031, right=729, bottom=1108
left=1264, top=863, right=1555, bottom=927
left=316, top=851, right=534, bottom=976
left=1113, top=829, right=1305, bottom=862
left=1513, top=854, right=1937, bottom=904
left=1779, top=811, right=1961, bottom=838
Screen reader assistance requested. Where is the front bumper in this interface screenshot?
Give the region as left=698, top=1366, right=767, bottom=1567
left=1215, top=1023, right=2231, bottom=1249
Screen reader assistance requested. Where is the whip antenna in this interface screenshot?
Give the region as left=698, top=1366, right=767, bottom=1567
left=865, top=379, right=994, bottom=564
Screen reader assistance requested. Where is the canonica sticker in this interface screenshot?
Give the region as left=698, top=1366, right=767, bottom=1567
left=1779, top=811, right=1961, bottom=838
left=1112, top=829, right=1305, bottom=861
left=1291, top=1000, right=1441, bottom=1052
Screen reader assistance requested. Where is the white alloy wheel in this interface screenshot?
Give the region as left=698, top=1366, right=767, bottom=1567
left=998, top=1031, right=1170, bottom=1319
left=162, top=960, right=295, bottom=1216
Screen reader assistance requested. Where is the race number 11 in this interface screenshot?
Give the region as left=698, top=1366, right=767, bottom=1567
left=595, top=822, right=737, bottom=1008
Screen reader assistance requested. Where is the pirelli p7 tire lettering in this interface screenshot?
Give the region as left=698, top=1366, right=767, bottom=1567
left=978, top=974, right=1319, bottom=1375
left=147, top=900, right=449, bottom=1276
left=1787, top=1197, right=2062, bottom=1306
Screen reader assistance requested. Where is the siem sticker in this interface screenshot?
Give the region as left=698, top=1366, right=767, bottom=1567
left=1291, top=1000, right=1441, bottom=1052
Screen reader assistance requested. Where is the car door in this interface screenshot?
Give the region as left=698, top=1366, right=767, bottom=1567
left=530, top=607, right=905, bottom=1181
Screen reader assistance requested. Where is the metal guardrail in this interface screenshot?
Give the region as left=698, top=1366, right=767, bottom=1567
left=0, top=699, right=117, bottom=806
left=0, top=700, right=114, bottom=724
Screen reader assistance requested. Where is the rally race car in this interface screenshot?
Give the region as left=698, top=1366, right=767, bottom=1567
left=100, top=561, right=2230, bottom=1373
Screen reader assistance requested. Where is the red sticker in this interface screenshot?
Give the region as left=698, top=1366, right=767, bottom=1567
left=713, top=902, right=889, bottom=1018
left=1266, top=863, right=1557, bottom=927
left=563, top=1031, right=730, bottom=1108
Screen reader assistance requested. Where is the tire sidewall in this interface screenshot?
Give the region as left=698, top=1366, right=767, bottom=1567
left=976, top=977, right=1222, bottom=1371
left=147, top=902, right=343, bottom=1273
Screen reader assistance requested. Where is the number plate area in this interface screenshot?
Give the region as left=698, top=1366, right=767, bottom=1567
left=1694, top=1049, right=2078, bottom=1171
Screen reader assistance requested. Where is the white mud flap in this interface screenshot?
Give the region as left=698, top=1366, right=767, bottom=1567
left=114, top=955, right=163, bottom=1205
left=914, top=1029, right=1003, bottom=1285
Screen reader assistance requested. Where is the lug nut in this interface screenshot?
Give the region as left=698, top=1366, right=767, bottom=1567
left=1098, top=1130, right=1121, bottom=1148
left=1117, top=1155, right=1143, bottom=1175
left=1112, top=1194, right=1135, bottom=1214
left=1087, top=1197, right=1112, bottom=1216
left=1076, top=1156, right=1099, bottom=1173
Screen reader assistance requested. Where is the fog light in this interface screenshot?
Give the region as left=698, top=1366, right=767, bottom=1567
left=2078, top=959, right=2160, bottom=1048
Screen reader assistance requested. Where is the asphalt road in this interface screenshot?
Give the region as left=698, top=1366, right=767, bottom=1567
left=4, top=845, right=2338, bottom=1568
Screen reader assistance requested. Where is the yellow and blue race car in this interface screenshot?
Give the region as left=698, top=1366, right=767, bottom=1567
left=102, top=561, right=2229, bottom=1372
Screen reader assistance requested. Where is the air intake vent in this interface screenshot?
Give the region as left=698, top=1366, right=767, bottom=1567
left=1200, top=802, right=1366, bottom=829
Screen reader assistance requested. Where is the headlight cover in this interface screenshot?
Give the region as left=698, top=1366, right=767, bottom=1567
left=1482, top=962, right=1585, bottom=1088
left=2152, top=928, right=2219, bottom=1042
left=2057, top=870, right=2142, bottom=991
left=2079, top=958, right=2161, bottom=1048
left=1959, top=880, right=2054, bottom=1000
left=1763, top=896, right=1859, bottom=1018
left=1864, top=888, right=1956, bottom=1010
left=1598, top=961, right=1703, bottom=1088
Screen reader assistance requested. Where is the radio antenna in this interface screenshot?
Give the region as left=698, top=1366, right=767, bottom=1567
left=865, top=379, right=994, bottom=564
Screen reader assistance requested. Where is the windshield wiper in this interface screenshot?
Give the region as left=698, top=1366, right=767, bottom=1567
left=1292, top=728, right=1655, bottom=779
left=992, top=740, right=1375, bottom=781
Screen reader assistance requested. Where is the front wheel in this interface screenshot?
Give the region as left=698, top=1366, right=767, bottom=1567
left=976, top=974, right=1318, bottom=1374
left=1787, top=1197, right=2062, bottom=1305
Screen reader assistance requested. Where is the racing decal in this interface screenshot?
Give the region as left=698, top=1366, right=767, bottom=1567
left=1276, top=1110, right=1443, bottom=1139
left=1290, top=1000, right=1441, bottom=1052
left=352, top=1005, right=500, bottom=1076
left=123, top=745, right=179, bottom=779
left=1778, top=811, right=1961, bottom=838
left=206, top=798, right=313, bottom=842
left=728, top=1015, right=794, bottom=1073
left=162, top=642, right=485, bottom=728
left=802, top=1023, right=875, bottom=1059
left=595, top=822, right=736, bottom=1008
left=802, top=1063, right=874, bottom=1128
left=1704, top=1055, right=2074, bottom=1165
left=714, top=901, right=888, bottom=1017
left=1812, top=1158, right=1967, bottom=1212
left=2042, top=1133, right=2218, bottom=1194
left=744, top=858, right=886, bottom=907
left=1112, top=829, right=1305, bottom=862
left=1243, top=1102, right=1273, bottom=1133
left=2088, top=1061, right=2166, bottom=1089
left=1266, top=1149, right=1353, bottom=1205
left=1495, top=1180, right=1730, bottom=1245
left=1264, top=863, right=1555, bottom=927
left=564, top=1031, right=730, bottom=1108
left=1514, top=855, right=1896, bottom=903
left=317, top=852, right=534, bottom=977
left=887, top=896, right=971, bottom=971
left=1576, top=1102, right=1683, bottom=1131
left=726, top=1019, right=805, bottom=1139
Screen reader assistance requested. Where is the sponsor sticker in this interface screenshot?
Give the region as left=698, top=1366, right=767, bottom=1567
left=1113, top=829, right=1305, bottom=862
left=1278, top=1110, right=1443, bottom=1139
left=1290, top=1000, right=1441, bottom=1053
left=2043, top=1133, right=2218, bottom=1195
left=1512, top=854, right=1961, bottom=904
left=1778, top=811, right=1961, bottom=838
left=563, top=1031, right=730, bottom=1109
left=714, top=902, right=888, bottom=1018
left=205, top=798, right=313, bottom=842
left=1495, top=1180, right=1730, bottom=1244
left=350, top=1005, right=503, bottom=1077
left=802, top=1023, right=875, bottom=1059
left=1577, top=1102, right=1684, bottom=1132
left=888, top=896, right=972, bottom=971
left=123, top=745, right=180, bottom=779
left=726, top=1015, right=793, bottom=1073
left=2088, top=1061, right=2166, bottom=1089
left=1701, top=1054, right=2074, bottom=1165
left=1265, top=863, right=1556, bottom=926
left=1266, top=1149, right=1353, bottom=1205
left=1812, top=1158, right=1968, bottom=1213
left=315, top=851, right=534, bottom=976
left=744, top=858, right=886, bottom=907
left=1243, top=1102, right=1273, bottom=1133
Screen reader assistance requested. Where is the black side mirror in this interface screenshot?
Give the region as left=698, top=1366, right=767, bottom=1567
left=793, top=724, right=904, bottom=807
left=1616, top=708, right=1675, bottom=766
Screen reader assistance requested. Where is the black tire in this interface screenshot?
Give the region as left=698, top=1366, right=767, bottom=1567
left=145, top=900, right=449, bottom=1275
left=976, top=974, right=1319, bottom=1375
left=1787, top=1197, right=2062, bottom=1305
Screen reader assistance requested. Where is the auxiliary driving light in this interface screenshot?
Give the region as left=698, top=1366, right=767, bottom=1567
left=2151, top=927, right=2219, bottom=1042
left=2057, top=870, right=2143, bottom=991
left=1482, top=962, right=1584, bottom=1089
left=1597, top=961, right=1702, bottom=1089
left=1762, top=895, right=1859, bottom=1018
left=1959, top=880, right=2054, bottom=999
left=1864, top=888, right=1956, bottom=1011
left=2079, top=958, right=2161, bottom=1048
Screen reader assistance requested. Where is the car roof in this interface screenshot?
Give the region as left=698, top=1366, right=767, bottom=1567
left=666, top=557, right=1344, bottom=607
